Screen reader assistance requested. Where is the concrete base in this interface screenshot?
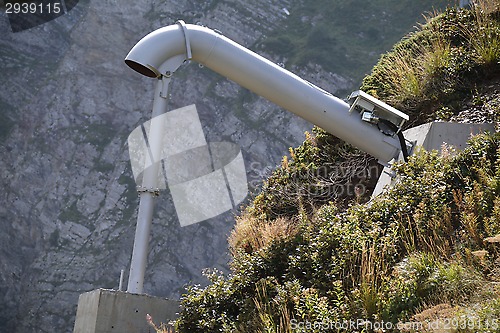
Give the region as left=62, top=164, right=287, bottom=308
left=73, top=289, right=179, bottom=333
left=373, top=122, right=496, bottom=197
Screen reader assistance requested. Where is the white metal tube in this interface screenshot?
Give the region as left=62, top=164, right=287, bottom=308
left=125, top=23, right=401, bottom=163
left=127, top=79, right=168, bottom=294
left=119, top=269, right=125, bottom=291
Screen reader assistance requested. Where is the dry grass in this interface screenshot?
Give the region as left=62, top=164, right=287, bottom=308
left=358, top=243, right=382, bottom=319
left=146, top=314, right=176, bottom=333
left=251, top=280, right=292, bottom=333
left=485, top=234, right=500, bottom=243
left=382, top=48, right=424, bottom=106
left=381, top=36, right=453, bottom=108
left=462, top=0, right=500, bottom=65
left=228, top=215, right=298, bottom=255
left=366, top=0, right=500, bottom=111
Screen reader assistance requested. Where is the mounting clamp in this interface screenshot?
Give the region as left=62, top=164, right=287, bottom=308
left=348, top=90, right=409, bottom=132
left=176, top=20, right=193, bottom=61
left=136, top=186, right=160, bottom=197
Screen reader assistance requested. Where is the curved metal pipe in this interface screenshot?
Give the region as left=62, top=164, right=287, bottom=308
left=125, top=22, right=401, bottom=163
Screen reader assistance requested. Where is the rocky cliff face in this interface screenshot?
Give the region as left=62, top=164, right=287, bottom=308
left=0, top=0, right=436, bottom=331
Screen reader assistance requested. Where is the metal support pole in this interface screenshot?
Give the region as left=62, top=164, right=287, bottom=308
left=127, top=76, right=170, bottom=294
left=118, top=269, right=125, bottom=291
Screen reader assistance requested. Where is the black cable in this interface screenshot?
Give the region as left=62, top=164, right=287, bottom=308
left=378, top=119, right=409, bottom=162
left=397, top=131, right=409, bottom=162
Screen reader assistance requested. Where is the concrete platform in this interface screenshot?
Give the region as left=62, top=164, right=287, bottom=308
left=73, top=289, right=179, bottom=333
left=372, top=122, right=496, bottom=197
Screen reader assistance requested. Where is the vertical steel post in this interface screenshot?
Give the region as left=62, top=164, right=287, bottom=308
left=118, top=269, right=125, bottom=291
left=127, top=76, right=169, bottom=294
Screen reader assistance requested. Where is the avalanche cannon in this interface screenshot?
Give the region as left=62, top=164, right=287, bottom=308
left=74, top=20, right=496, bottom=333
left=125, top=21, right=411, bottom=164
left=123, top=20, right=412, bottom=295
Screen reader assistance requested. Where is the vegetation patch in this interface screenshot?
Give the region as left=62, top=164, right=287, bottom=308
left=246, top=127, right=381, bottom=222
left=175, top=132, right=500, bottom=332
left=148, top=2, right=500, bottom=332
left=362, top=0, right=500, bottom=125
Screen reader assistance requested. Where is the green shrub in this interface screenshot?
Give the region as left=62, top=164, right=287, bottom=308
left=176, top=132, right=500, bottom=332
left=379, top=254, right=481, bottom=322
left=175, top=3, right=500, bottom=329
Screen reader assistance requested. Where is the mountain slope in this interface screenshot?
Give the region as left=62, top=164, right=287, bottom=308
left=175, top=3, right=500, bottom=332
left=0, top=0, right=450, bottom=332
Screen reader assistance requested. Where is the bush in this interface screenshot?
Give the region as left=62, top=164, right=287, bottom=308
left=247, top=127, right=380, bottom=221
left=379, top=253, right=481, bottom=322
left=176, top=132, right=500, bottom=332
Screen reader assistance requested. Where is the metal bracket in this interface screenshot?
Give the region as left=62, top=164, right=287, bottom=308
left=177, top=20, right=193, bottom=60
left=383, top=167, right=397, bottom=179
left=348, top=90, right=409, bottom=131
left=136, top=186, right=160, bottom=197
left=160, top=75, right=170, bottom=99
left=155, top=21, right=192, bottom=85
left=377, top=159, right=392, bottom=169
left=156, top=55, right=185, bottom=98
